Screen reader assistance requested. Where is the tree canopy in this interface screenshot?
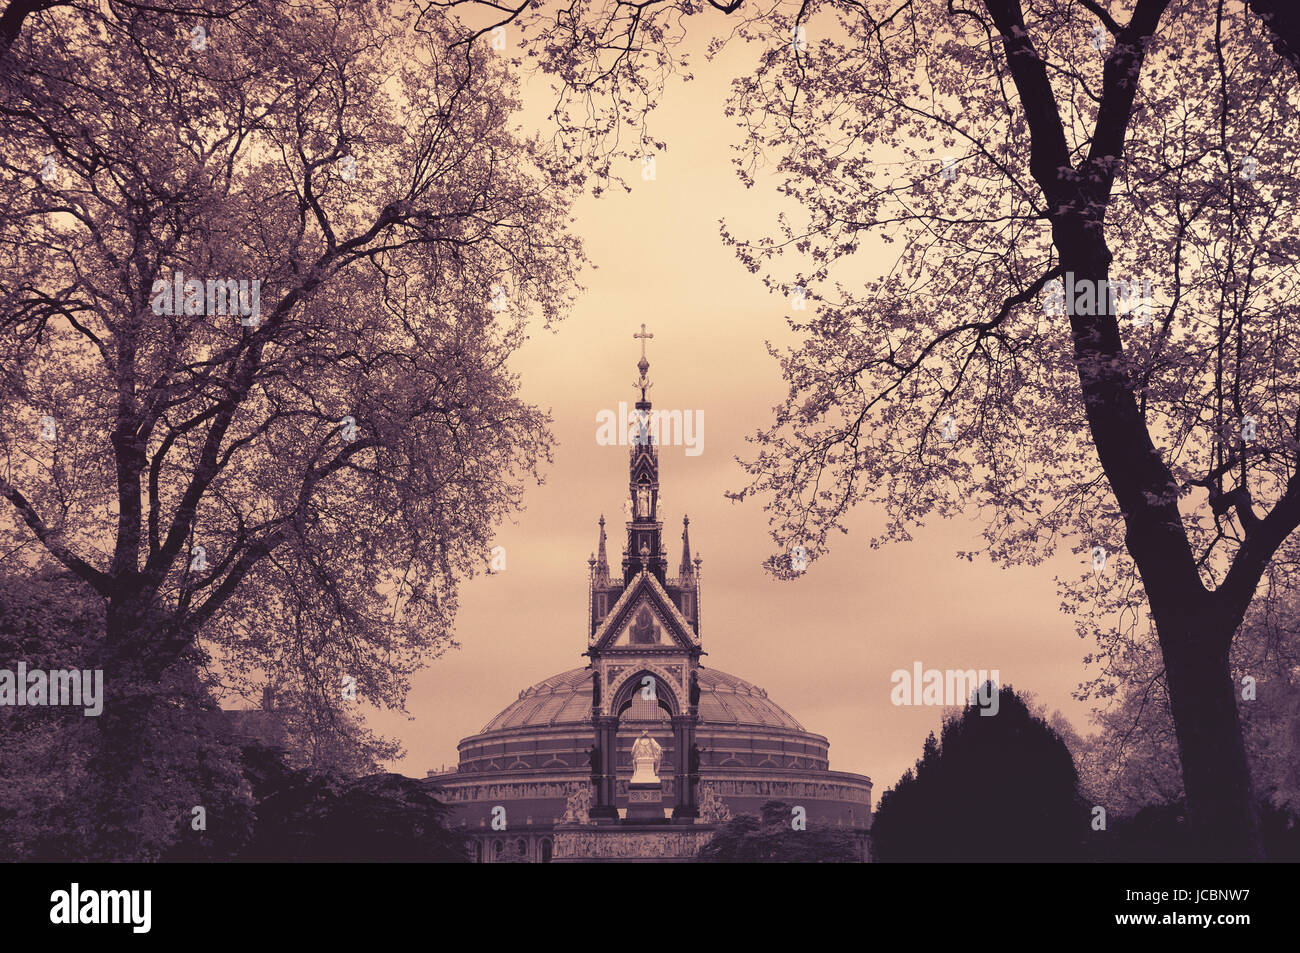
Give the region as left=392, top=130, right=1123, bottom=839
left=0, top=0, right=584, bottom=856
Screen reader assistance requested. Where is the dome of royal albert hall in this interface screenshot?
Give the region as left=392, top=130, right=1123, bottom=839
left=433, top=652, right=873, bottom=848
left=480, top=667, right=806, bottom=734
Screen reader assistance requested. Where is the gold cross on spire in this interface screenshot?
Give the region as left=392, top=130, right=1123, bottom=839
left=634, top=323, right=654, bottom=359
left=633, top=323, right=654, bottom=403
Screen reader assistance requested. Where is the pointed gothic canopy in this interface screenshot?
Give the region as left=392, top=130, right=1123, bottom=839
left=590, top=568, right=700, bottom=650
left=588, top=327, right=702, bottom=640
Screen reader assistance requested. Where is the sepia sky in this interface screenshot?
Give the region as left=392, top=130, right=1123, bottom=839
left=365, top=29, right=1099, bottom=794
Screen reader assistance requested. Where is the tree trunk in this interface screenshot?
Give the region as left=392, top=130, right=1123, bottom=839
left=1057, top=248, right=1264, bottom=859
left=83, top=588, right=167, bottom=860
left=84, top=679, right=156, bottom=860
left=1154, top=598, right=1263, bottom=859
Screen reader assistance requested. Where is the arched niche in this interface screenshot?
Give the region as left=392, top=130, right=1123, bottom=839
left=609, top=668, right=680, bottom=720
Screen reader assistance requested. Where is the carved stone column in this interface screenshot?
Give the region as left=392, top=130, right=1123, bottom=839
left=671, top=713, right=699, bottom=821
left=590, top=715, right=620, bottom=822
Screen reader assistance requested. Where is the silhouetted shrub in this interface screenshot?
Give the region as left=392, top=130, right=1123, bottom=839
left=872, top=684, right=1088, bottom=861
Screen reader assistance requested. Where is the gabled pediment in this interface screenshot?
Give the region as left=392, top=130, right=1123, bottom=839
left=590, top=570, right=699, bottom=652
left=630, top=453, right=657, bottom=485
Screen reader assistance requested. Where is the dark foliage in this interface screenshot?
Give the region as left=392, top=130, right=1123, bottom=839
left=872, top=685, right=1089, bottom=861
left=1091, top=800, right=1300, bottom=861
left=167, top=744, right=468, bottom=862
left=696, top=799, right=864, bottom=863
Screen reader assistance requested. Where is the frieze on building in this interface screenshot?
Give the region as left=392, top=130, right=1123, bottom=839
left=708, top=778, right=871, bottom=803
left=437, top=775, right=868, bottom=805
left=552, top=829, right=717, bottom=861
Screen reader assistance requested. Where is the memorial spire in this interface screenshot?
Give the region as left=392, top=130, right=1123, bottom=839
left=595, top=515, right=609, bottom=580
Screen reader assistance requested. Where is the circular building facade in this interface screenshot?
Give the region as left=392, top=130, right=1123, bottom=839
left=428, top=661, right=871, bottom=863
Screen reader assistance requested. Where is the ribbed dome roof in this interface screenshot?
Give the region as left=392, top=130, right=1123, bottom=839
left=478, top=667, right=806, bottom=734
